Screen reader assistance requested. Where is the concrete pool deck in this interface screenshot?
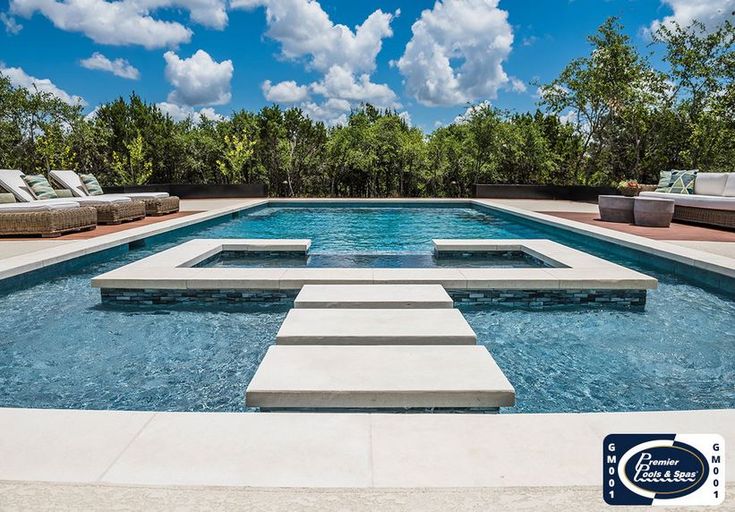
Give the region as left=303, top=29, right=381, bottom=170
left=1, top=197, right=734, bottom=509
left=0, top=408, right=732, bottom=504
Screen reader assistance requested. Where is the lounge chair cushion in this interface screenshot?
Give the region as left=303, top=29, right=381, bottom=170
left=49, top=170, right=89, bottom=197
left=79, top=173, right=104, bottom=196
left=0, top=201, right=80, bottom=212
left=122, top=192, right=170, bottom=199
left=22, top=174, right=59, bottom=200
left=0, top=169, right=36, bottom=202
left=72, top=196, right=132, bottom=205
left=655, top=169, right=697, bottom=194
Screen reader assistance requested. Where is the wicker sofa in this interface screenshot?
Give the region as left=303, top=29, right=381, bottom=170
left=640, top=172, right=735, bottom=229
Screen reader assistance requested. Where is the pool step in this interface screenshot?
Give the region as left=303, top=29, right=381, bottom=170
left=246, top=345, right=515, bottom=410
left=275, top=308, right=476, bottom=345
left=294, top=284, right=453, bottom=309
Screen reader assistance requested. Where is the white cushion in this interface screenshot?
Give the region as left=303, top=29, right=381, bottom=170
left=0, top=201, right=80, bottom=212
left=122, top=192, right=170, bottom=199
left=0, top=169, right=36, bottom=202
left=723, top=174, right=735, bottom=197
left=49, top=170, right=89, bottom=197
left=73, top=195, right=132, bottom=205
left=640, top=191, right=735, bottom=211
left=694, top=173, right=729, bottom=196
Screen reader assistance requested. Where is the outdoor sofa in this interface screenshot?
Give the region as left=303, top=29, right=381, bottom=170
left=641, top=172, right=735, bottom=229
left=50, top=170, right=180, bottom=216
left=0, top=169, right=145, bottom=225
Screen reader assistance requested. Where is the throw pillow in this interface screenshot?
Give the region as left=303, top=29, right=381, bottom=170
left=79, top=173, right=104, bottom=196
left=21, top=174, right=58, bottom=200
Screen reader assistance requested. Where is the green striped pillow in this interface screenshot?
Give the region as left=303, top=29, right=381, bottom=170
left=22, top=174, right=58, bottom=200
left=80, top=173, right=104, bottom=196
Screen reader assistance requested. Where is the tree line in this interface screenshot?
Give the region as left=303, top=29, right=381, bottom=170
left=0, top=16, right=733, bottom=197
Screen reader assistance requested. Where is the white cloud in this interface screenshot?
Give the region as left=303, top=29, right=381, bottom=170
left=310, top=65, right=398, bottom=108
left=300, top=98, right=351, bottom=126
left=163, top=49, right=233, bottom=106
left=134, top=0, right=228, bottom=29
left=233, top=0, right=395, bottom=74
left=509, top=77, right=527, bottom=93
left=0, top=12, right=22, bottom=34
left=262, top=79, right=309, bottom=103
left=396, top=0, right=514, bottom=107
left=650, top=0, right=735, bottom=33
left=454, top=100, right=492, bottom=124
left=8, top=0, right=231, bottom=48
left=80, top=52, right=140, bottom=80
left=1, top=65, right=86, bottom=106
left=156, top=102, right=224, bottom=122
left=242, top=0, right=399, bottom=125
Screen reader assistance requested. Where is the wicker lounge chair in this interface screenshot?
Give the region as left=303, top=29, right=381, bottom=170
left=50, top=170, right=180, bottom=216
left=0, top=169, right=145, bottom=225
left=0, top=201, right=97, bottom=237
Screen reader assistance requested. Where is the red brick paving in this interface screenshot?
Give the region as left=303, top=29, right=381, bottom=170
left=543, top=211, right=735, bottom=242
left=2, top=211, right=200, bottom=241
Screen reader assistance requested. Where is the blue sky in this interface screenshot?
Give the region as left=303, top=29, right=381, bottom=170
left=1, top=0, right=731, bottom=132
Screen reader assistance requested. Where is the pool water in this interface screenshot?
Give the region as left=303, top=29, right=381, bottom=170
left=1, top=206, right=734, bottom=414
left=197, top=251, right=548, bottom=268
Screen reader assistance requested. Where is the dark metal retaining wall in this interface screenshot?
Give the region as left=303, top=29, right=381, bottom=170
left=473, top=184, right=617, bottom=201
left=106, top=183, right=268, bottom=199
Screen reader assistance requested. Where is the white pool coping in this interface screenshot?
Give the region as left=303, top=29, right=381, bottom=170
left=91, top=237, right=657, bottom=291
left=0, top=407, right=732, bottom=489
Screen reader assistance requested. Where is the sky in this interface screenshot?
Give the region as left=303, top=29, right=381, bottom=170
left=1, top=0, right=733, bottom=132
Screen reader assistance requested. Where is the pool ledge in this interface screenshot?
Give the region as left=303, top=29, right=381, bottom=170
left=0, top=407, right=732, bottom=488
left=91, top=238, right=657, bottom=292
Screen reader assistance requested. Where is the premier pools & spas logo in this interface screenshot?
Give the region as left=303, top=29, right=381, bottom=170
left=603, top=434, right=725, bottom=506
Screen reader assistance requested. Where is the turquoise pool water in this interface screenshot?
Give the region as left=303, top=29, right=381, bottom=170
left=1, top=205, right=734, bottom=413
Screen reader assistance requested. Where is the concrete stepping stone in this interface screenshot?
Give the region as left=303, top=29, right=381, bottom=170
left=246, top=345, right=515, bottom=410
left=294, top=284, right=453, bottom=309
left=275, top=308, right=476, bottom=345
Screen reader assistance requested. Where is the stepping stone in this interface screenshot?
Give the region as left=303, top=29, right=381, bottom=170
left=275, top=308, right=476, bottom=345
left=246, top=345, right=515, bottom=410
left=294, top=284, right=453, bottom=309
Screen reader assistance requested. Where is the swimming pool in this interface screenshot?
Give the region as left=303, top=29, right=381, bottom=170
left=1, top=205, right=733, bottom=413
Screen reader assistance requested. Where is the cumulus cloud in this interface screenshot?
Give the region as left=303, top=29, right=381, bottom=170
left=1, top=65, right=86, bottom=105
left=156, top=101, right=225, bottom=122
left=0, top=12, right=22, bottom=34
left=9, top=0, right=229, bottom=48
left=10, top=0, right=191, bottom=48
left=262, top=79, right=310, bottom=103
left=650, top=0, right=735, bottom=33
left=310, top=65, right=398, bottom=107
left=241, top=0, right=399, bottom=125
left=233, top=0, right=394, bottom=74
left=301, top=98, right=351, bottom=126
left=509, top=77, right=527, bottom=93
left=396, top=0, right=514, bottom=107
left=80, top=52, right=140, bottom=79
left=163, top=49, right=233, bottom=106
